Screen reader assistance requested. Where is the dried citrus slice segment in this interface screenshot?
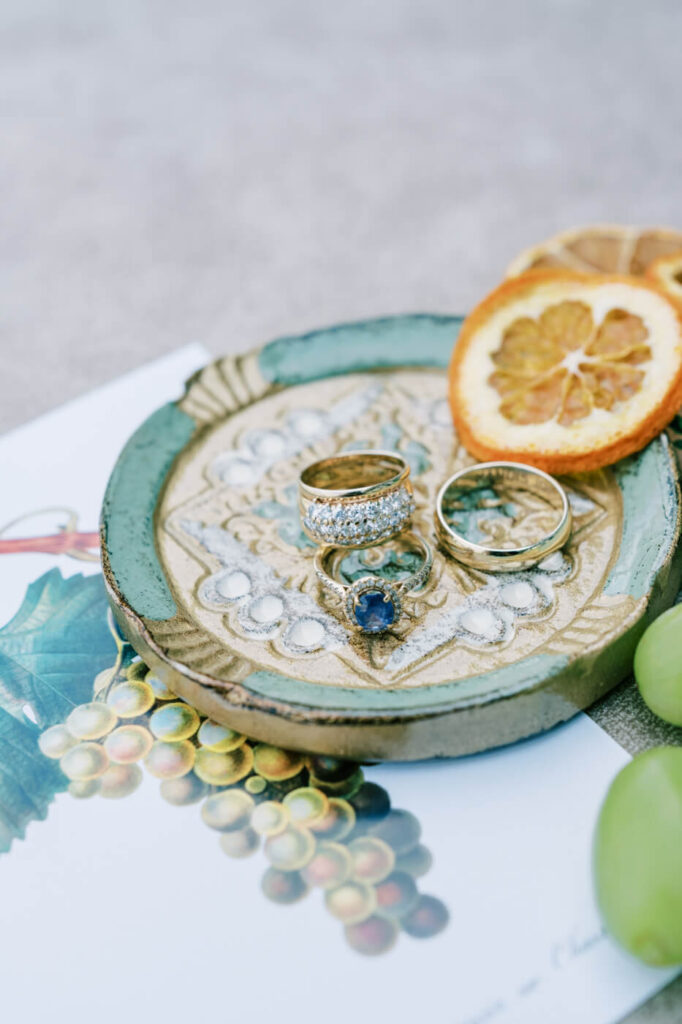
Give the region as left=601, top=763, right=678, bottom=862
left=506, top=224, right=682, bottom=278
left=449, top=270, right=682, bottom=473
left=646, top=251, right=682, bottom=311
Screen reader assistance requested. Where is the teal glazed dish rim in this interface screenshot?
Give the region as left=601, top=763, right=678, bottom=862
left=100, top=315, right=682, bottom=760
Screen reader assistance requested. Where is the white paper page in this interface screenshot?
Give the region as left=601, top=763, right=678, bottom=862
left=0, top=344, right=208, bottom=623
left=0, top=348, right=677, bottom=1024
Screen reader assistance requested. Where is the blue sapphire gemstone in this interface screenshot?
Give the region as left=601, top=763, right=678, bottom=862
left=354, top=589, right=396, bottom=632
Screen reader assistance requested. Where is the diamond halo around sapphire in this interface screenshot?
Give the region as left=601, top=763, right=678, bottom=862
left=345, top=577, right=402, bottom=634
left=313, top=530, right=433, bottom=636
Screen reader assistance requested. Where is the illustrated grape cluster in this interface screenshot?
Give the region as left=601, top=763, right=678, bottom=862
left=38, top=657, right=448, bottom=956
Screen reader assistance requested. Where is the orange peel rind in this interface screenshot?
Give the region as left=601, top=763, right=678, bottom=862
left=449, top=270, right=682, bottom=473
left=506, top=224, right=682, bottom=279
left=646, top=250, right=682, bottom=312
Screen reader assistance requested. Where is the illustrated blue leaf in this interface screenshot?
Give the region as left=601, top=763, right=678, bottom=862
left=0, top=706, right=66, bottom=854
left=0, top=568, right=117, bottom=728
left=0, top=568, right=119, bottom=854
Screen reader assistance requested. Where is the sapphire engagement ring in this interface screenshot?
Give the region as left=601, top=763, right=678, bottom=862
left=313, top=531, right=433, bottom=634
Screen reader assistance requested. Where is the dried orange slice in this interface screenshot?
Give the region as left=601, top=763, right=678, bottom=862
left=449, top=270, right=682, bottom=473
left=646, top=251, right=682, bottom=311
left=506, top=224, right=682, bottom=278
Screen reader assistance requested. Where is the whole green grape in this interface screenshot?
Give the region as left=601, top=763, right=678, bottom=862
left=60, top=742, right=109, bottom=781
left=282, top=787, right=328, bottom=827
left=39, top=724, right=76, bottom=759
left=345, top=915, right=398, bottom=956
left=594, top=746, right=682, bottom=966
left=201, top=790, right=254, bottom=832
left=99, top=763, right=143, bottom=799
left=160, top=773, right=208, bottom=806
left=219, top=828, right=259, bottom=859
left=197, top=719, right=245, bottom=752
left=264, top=825, right=315, bottom=871
left=400, top=894, right=448, bottom=938
left=149, top=701, right=200, bottom=742
left=261, top=867, right=308, bottom=905
left=107, top=680, right=155, bottom=718
left=325, top=880, right=376, bottom=924
left=349, top=837, right=395, bottom=885
left=66, top=702, right=117, bottom=740
left=634, top=606, right=682, bottom=725
left=302, top=842, right=352, bottom=890
left=252, top=744, right=303, bottom=782
left=309, top=797, right=356, bottom=841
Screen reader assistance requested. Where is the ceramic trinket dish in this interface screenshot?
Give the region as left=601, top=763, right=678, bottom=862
left=101, top=315, right=682, bottom=760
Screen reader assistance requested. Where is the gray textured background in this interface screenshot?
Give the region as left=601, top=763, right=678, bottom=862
left=1, top=0, right=681, bottom=1018
left=3, top=0, right=682, bottom=434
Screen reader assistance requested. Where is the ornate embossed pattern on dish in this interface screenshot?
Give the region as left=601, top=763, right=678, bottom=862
left=156, top=369, right=627, bottom=692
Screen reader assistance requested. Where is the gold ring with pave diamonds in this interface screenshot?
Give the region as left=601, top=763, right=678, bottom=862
left=313, top=531, right=433, bottom=634
left=299, top=450, right=415, bottom=549
left=434, top=461, right=572, bottom=573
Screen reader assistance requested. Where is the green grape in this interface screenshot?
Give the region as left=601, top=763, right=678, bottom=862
left=107, top=680, right=155, bottom=718
left=149, top=701, right=200, bottom=741
left=261, top=868, right=308, bottom=904
left=145, top=672, right=175, bottom=701
left=38, top=724, right=77, bottom=759
left=372, top=809, right=420, bottom=854
left=104, top=725, right=153, bottom=764
left=401, top=894, right=449, bottom=938
left=66, top=702, right=117, bottom=740
left=349, top=836, right=395, bottom=884
left=219, top=827, right=259, bottom=858
left=68, top=778, right=101, bottom=799
left=348, top=781, right=390, bottom=827
left=282, top=787, right=328, bottom=826
left=634, top=606, right=682, bottom=726
left=253, top=744, right=304, bottom=782
left=197, top=719, right=245, bottom=752
left=201, top=790, right=254, bottom=832
left=264, top=825, right=316, bottom=871
left=325, top=880, right=377, bottom=924
left=99, top=763, right=143, bottom=799
left=306, top=756, right=358, bottom=784
left=268, top=771, right=308, bottom=798
left=309, top=767, right=364, bottom=798
left=126, top=659, right=149, bottom=682
left=302, top=841, right=352, bottom=889
left=375, top=871, right=419, bottom=918
left=251, top=800, right=290, bottom=837
left=60, top=742, right=109, bottom=781
left=345, top=915, right=399, bottom=956
left=310, top=797, right=356, bottom=841
left=160, top=773, right=208, bottom=806
left=594, top=746, right=682, bottom=966
left=193, top=744, right=253, bottom=786
left=245, top=775, right=267, bottom=796
left=144, top=739, right=195, bottom=779
left=93, top=668, right=115, bottom=695
left=395, top=844, right=432, bottom=879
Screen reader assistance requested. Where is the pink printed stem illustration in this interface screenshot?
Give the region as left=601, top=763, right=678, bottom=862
left=0, top=531, right=100, bottom=558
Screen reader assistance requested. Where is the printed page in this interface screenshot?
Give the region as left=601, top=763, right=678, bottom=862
left=0, top=347, right=676, bottom=1024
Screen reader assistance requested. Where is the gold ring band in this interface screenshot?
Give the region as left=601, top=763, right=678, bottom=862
left=299, top=450, right=415, bottom=548
left=434, top=462, right=572, bottom=572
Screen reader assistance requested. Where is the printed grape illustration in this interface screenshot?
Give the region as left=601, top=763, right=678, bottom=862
left=39, top=651, right=448, bottom=957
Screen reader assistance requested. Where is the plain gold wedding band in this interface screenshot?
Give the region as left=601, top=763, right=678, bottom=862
left=434, top=461, right=572, bottom=572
